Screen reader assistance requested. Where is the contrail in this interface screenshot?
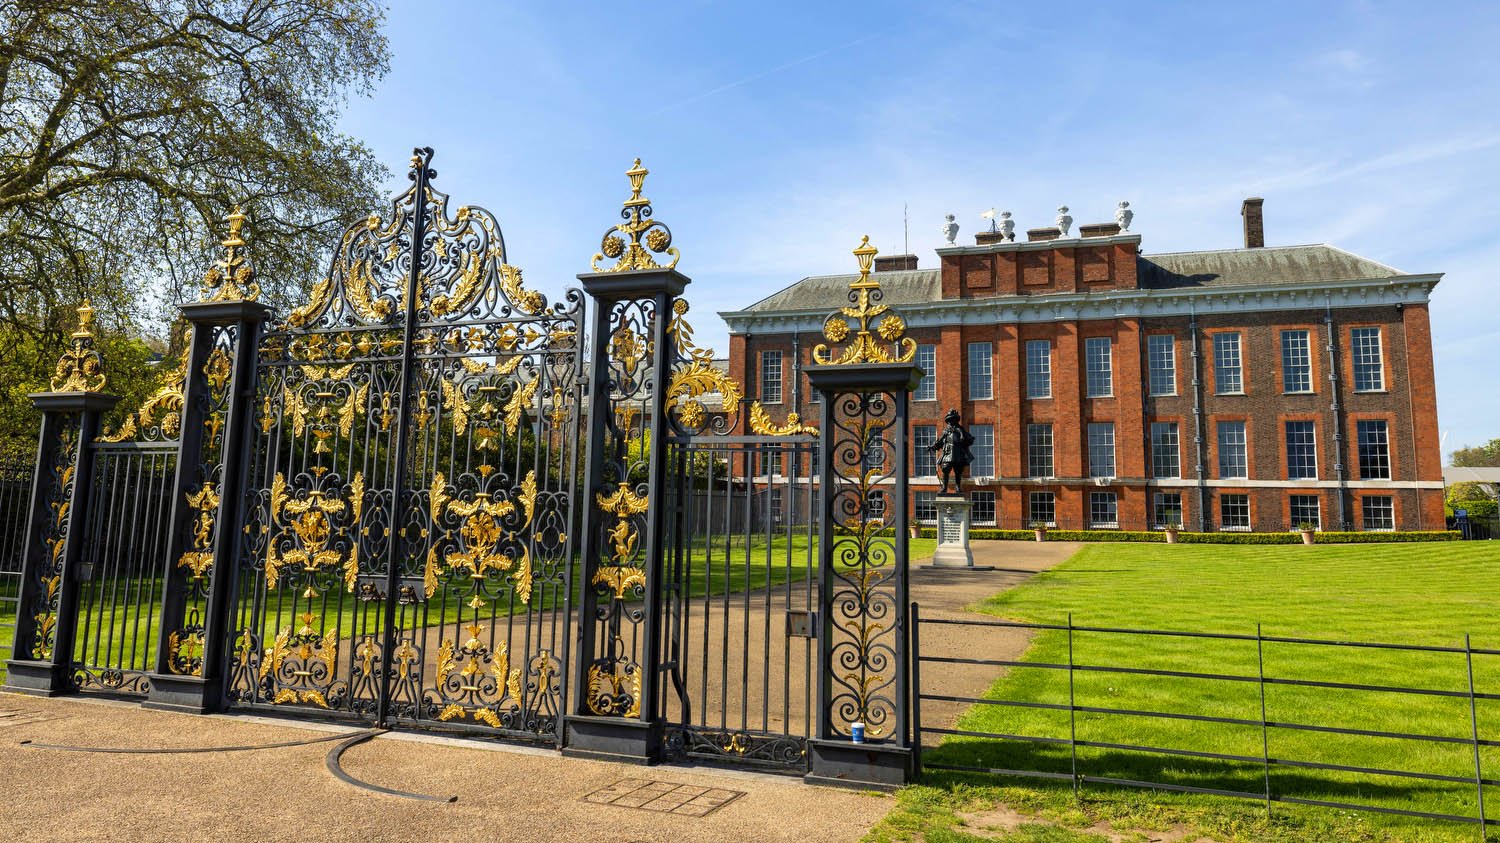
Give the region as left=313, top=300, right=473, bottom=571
left=646, top=29, right=889, bottom=117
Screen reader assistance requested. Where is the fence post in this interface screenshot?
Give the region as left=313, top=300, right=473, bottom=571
left=5, top=303, right=118, bottom=695
left=1068, top=613, right=1079, bottom=798
left=911, top=601, right=923, bottom=777
left=1466, top=634, right=1487, bottom=841
left=1258, top=623, right=1272, bottom=818
left=563, top=160, right=685, bottom=763
left=803, top=237, right=921, bottom=790
left=146, top=208, right=270, bottom=712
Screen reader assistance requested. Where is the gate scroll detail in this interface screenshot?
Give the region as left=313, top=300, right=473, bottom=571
left=229, top=149, right=583, bottom=741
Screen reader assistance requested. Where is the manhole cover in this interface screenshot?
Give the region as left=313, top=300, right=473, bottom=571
left=583, top=778, right=745, bottom=817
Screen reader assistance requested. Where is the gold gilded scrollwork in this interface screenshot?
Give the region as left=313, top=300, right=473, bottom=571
left=587, top=658, right=642, bottom=717
left=200, top=206, right=260, bottom=302
left=590, top=159, right=680, bottom=273
left=596, top=482, right=649, bottom=563
left=424, top=470, right=539, bottom=605
left=176, top=481, right=220, bottom=579
left=50, top=301, right=107, bottom=392
left=432, top=625, right=524, bottom=728
left=166, top=630, right=206, bottom=676
left=260, top=612, right=338, bottom=709
left=100, top=362, right=185, bottom=443
left=747, top=402, right=818, bottom=436
left=264, top=472, right=365, bottom=592
left=812, top=237, right=917, bottom=366
left=662, top=299, right=744, bottom=429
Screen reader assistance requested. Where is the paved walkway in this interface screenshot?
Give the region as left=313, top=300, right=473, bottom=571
left=0, top=540, right=1081, bottom=843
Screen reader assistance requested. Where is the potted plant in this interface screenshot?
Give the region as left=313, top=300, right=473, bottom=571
left=1030, top=520, right=1048, bottom=542
left=1163, top=524, right=1180, bottom=544
left=1297, top=522, right=1317, bottom=545
left=909, top=524, right=922, bottom=539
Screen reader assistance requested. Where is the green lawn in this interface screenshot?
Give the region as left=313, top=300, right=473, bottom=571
left=877, top=541, right=1500, bottom=843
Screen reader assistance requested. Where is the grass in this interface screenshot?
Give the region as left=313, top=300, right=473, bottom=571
left=877, top=542, right=1500, bottom=843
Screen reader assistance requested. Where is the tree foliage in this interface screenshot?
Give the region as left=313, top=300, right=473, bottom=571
left=1445, top=481, right=1498, bottom=519
left=1451, top=439, right=1500, bottom=468
left=0, top=0, right=392, bottom=442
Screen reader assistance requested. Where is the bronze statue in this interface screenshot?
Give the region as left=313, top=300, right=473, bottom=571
left=928, top=409, right=975, bottom=494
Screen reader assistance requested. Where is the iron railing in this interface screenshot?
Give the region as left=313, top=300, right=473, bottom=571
left=0, top=454, right=33, bottom=671
left=912, top=607, right=1499, bottom=837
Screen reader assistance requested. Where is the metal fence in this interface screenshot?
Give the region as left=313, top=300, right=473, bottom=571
left=912, top=608, right=1500, bottom=837
left=0, top=454, right=32, bottom=670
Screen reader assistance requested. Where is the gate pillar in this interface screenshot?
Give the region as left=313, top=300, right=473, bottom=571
left=145, top=211, right=270, bottom=711
left=6, top=303, right=118, bottom=695
left=804, top=238, right=921, bottom=789
left=565, top=160, right=685, bottom=763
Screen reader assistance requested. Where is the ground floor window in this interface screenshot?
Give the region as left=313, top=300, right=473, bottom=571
left=1290, top=494, right=1321, bottom=530
left=770, top=487, right=784, bottom=523
left=1362, top=495, right=1395, bottom=531
left=1028, top=492, right=1056, bottom=527
left=1089, top=492, right=1118, bottom=529
left=1153, top=492, right=1183, bottom=529
left=914, top=491, right=937, bottom=524
left=865, top=490, right=886, bottom=521
left=1219, top=493, right=1251, bottom=531
left=971, top=491, right=996, bottom=525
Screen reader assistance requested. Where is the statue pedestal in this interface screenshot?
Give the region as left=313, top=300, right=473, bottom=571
left=929, top=496, right=989, bottom=569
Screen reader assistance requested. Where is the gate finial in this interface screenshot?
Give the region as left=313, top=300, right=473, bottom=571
left=201, top=205, right=260, bottom=302
left=810, top=236, right=917, bottom=365
left=50, top=299, right=107, bottom=392
left=590, top=158, right=680, bottom=273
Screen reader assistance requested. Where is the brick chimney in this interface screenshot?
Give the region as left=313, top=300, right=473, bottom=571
left=1241, top=197, right=1265, bottom=248
left=873, top=254, right=918, bottom=272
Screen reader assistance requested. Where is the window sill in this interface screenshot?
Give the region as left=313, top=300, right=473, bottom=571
left=1148, top=393, right=1178, bottom=399
left=1353, top=389, right=1388, bottom=395
left=1087, top=394, right=1115, bottom=400
left=1282, top=390, right=1316, bottom=396
left=1215, top=391, right=1247, bottom=397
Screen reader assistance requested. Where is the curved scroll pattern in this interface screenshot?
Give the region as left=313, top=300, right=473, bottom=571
left=584, top=298, right=657, bottom=717
left=824, top=390, right=900, bottom=739
left=26, top=418, right=78, bottom=660
left=232, top=149, right=583, bottom=740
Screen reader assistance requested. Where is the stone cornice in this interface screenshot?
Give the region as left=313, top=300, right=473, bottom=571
left=720, top=274, right=1442, bottom=335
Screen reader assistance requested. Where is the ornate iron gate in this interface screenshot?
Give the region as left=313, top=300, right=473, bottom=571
left=225, top=151, right=584, bottom=741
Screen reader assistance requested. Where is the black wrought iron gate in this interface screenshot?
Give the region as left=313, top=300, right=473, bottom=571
left=225, top=151, right=584, bottom=742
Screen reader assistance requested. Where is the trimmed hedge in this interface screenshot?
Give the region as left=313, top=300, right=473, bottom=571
left=916, top=528, right=1461, bottom=544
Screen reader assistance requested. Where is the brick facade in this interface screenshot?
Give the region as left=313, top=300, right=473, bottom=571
left=723, top=221, right=1445, bottom=534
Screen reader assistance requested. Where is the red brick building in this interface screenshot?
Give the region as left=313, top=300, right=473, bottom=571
left=719, top=200, right=1444, bottom=533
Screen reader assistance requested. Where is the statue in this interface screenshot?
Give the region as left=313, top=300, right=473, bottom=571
left=1116, top=200, right=1132, bottom=232
left=928, top=409, right=975, bottom=494
left=942, top=213, right=959, bottom=244
left=1056, top=205, right=1073, bottom=237
left=999, top=210, right=1015, bottom=242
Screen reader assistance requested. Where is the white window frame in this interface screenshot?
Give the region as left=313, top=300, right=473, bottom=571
left=915, top=343, right=937, bottom=401
left=1351, top=327, right=1385, bottom=392
left=1147, top=334, right=1177, bottom=396
left=1281, top=330, right=1313, bottom=394
left=1213, top=332, right=1243, bottom=394
left=1026, top=340, right=1052, bottom=399
left=1085, top=337, right=1112, bottom=398
left=967, top=342, right=993, bottom=401
left=760, top=350, right=783, bottom=404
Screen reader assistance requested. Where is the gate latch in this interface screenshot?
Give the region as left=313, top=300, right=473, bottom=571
left=786, top=610, right=817, bottom=639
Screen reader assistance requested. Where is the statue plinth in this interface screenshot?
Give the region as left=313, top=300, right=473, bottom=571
left=930, top=495, right=976, bottom=568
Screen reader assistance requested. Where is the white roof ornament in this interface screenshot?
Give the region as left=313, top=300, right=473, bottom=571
left=942, top=213, right=959, bottom=245
left=1056, top=205, right=1073, bottom=238
left=1116, top=200, right=1133, bottom=232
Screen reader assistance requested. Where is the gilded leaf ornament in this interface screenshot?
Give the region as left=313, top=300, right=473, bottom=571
left=50, top=301, right=107, bottom=392
left=747, top=401, right=818, bottom=436
left=200, top=206, right=260, bottom=302
left=811, top=237, right=917, bottom=366
left=99, top=362, right=185, bottom=442
left=590, top=159, right=680, bottom=273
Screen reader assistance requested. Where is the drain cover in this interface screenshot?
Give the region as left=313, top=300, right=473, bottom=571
left=583, top=779, right=745, bottom=817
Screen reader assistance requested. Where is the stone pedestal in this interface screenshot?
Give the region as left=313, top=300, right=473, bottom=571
left=929, top=495, right=991, bottom=570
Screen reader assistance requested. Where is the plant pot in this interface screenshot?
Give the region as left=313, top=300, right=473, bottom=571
left=1034, top=529, right=1046, bottom=543
left=1164, top=528, right=1179, bottom=544
left=1300, top=529, right=1316, bottom=546
left=909, top=525, right=921, bottom=539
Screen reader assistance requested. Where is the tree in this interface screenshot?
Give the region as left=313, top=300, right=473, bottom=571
left=1451, top=439, right=1500, bottom=468
left=1445, top=481, right=1498, bottom=520
left=0, top=0, right=392, bottom=435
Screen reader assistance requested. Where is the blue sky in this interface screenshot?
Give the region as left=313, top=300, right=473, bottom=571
left=339, top=1, right=1500, bottom=455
